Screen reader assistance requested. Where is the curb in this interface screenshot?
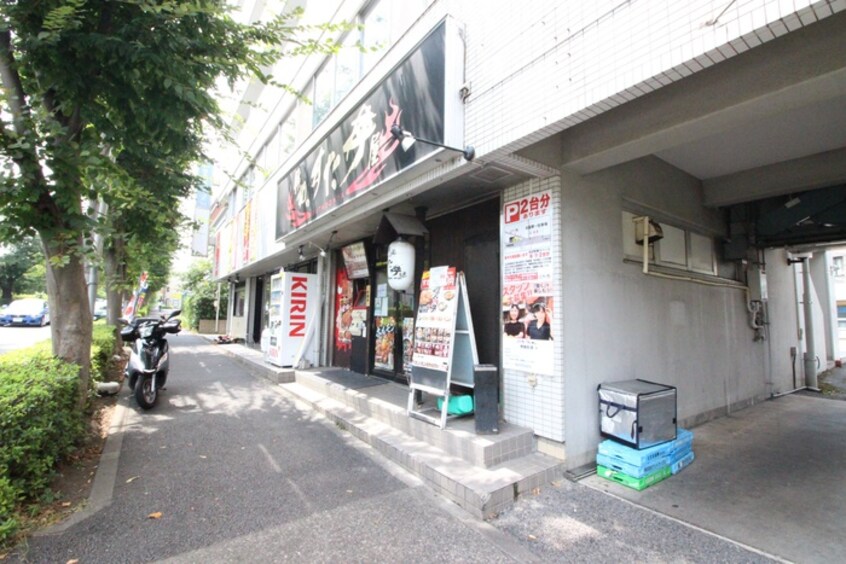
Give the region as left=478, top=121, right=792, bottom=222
left=35, top=400, right=129, bottom=536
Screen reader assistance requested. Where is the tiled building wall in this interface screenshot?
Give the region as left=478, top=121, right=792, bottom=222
left=501, top=176, right=565, bottom=442
left=453, top=0, right=843, bottom=158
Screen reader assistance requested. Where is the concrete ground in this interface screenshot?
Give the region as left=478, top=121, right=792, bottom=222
left=581, top=383, right=846, bottom=564
left=9, top=334, right=788, bottom=563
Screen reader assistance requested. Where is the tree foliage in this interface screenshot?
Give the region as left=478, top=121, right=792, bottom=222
left=0, top=1, right=340, bottom=397
left=0, top=237, right=42, bottom=303
left=180, top=259, right=226, bottom=330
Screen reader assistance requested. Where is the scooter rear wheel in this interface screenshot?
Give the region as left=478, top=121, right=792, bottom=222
left=134, top=374, right=157, bottom=410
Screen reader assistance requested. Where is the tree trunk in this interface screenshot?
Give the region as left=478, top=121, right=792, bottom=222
left=1, top=283, right=11, bottom=304
left=42, top=235, right=92, bottom=409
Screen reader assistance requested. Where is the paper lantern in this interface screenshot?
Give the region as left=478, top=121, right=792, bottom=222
left=387, top=238, right=415, bottom=291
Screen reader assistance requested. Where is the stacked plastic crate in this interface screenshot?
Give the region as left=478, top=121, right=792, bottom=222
left=596, top=379, right=694, bottom=491
left=596, top=428, right=694, bottom=490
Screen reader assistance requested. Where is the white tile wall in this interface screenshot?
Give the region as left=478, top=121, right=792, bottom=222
left=449, top=0, right=844, bottom=158
left=213, top=0, right=843, bottom=444
left=501, top=176, right=565, bottom=442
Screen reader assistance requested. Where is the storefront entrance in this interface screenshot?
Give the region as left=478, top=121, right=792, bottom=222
left=331, top=198, right=500, bottom=382
left=371, top=255, right=416, bottom=383
left=427, top=198, right=501, bottom=366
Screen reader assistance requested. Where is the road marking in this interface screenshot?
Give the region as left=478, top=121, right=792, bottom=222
left=257, top=443, right=282, bottom=473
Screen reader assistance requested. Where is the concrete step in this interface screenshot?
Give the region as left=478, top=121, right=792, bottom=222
left=210, top=341, right=295, bottom=383
left=204, top=342, right=565, bottom=518
left=293, top=367, right=535, bottom=468
left=280, top=380, right=564, bottom=519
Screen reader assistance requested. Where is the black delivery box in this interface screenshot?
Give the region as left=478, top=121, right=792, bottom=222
left=598, top=379, right=677, bottom=449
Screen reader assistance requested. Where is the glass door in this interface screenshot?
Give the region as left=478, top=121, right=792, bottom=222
left=371, top=267, right=415, bottom=382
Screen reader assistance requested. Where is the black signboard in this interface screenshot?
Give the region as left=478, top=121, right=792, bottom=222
left=341, top=241, right=369, bottom=279
left=276, top=23, right=447, bottom=239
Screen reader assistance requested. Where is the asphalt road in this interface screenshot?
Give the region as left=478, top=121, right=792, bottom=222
left=10, top=335, right=528, bottom=563
left=0, top=325, right=51, bottom=354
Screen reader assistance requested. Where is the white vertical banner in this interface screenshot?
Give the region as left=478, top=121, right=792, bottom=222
left=501, top=191, right=555, bottom=375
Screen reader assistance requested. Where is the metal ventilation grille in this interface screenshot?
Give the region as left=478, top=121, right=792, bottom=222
left=471, top=165, right=513, bottom=184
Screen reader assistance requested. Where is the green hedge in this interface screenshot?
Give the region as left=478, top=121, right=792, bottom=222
left=91, top=324, right=119, bottom=384
left=184, top=283, right=227, bottom=331
left=0, top=353, right=82, bottom=542
left=0, top=325, right=117, bottom=544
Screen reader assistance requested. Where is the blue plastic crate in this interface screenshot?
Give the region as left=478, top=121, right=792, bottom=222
left=598, top=428, right=693, bottom=466
left=597, top=441, right=692, bottom=478
left=671, top=450, right=695, bottom=475
left=596, top=451, right=669, bottom=478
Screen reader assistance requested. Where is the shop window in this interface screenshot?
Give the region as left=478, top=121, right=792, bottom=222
left=227, top=188, right=237, bottom=220
left=295, top=98, right=313, bottom=142
left=255, top=145, right=266, bottom=173
left=279, top=118, right=297, bottom=162
left=361, top=0, right=429, bottom=72
left=833, top=256, right=845, bottom=277
left=265, top=129, right=279, bottom=174
left=312, top=59, right=335, bottom=127
left=689, top=232, right=715, bottom=274
left=622, top=211, right=718, bottom=278
left=335, top=33, right=361, bottom=103
left=656, top=224, right=686, bottom=268
left=362, top=2, right=390, bottom=71
left=234, top=284, right=246, bottom=317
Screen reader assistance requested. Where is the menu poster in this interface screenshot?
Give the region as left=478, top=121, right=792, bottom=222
left=402, top=317, right=415, bottom=374
left=373, top=315, right=396, bottom=371
left=502, top=191, right=555, bottom=375
left=341, top=241, right=369, bottom=279
left=411, top=267, right=458, bottom=372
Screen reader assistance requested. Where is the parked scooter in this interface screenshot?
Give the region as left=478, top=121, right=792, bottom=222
left=120, top=310, right=182, bottom=409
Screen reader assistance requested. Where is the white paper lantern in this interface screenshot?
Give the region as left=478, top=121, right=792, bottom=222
left=387, top=238, right=415, bottom=291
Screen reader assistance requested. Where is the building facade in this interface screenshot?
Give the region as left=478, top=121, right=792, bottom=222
left=210, top=0, right=846, bottom=468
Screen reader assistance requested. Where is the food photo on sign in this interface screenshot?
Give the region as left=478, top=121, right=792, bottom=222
left=411, top=267, right=457, bottom=372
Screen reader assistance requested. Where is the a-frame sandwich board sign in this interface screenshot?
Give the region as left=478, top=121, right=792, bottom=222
left=407, top=267, right=479, bottom=429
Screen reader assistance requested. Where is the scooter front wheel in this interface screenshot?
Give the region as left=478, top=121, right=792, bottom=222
left=134, top=374, right=157, bottom=410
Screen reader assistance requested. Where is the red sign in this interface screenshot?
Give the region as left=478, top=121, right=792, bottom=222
left=288, top=275, right=309, bottom=337
left=504, top=193, right=551, bottom=224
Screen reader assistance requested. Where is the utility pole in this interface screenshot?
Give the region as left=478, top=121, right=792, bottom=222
left=87, top=199, right=108, bottom=316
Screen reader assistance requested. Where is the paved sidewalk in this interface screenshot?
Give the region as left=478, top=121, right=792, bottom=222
left=9, top=334, right=781, bottom=562
left=9, top=336, right=527, bottom=563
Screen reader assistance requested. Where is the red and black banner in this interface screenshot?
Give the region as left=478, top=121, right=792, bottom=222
left=276, top=23, right=446, bottom=238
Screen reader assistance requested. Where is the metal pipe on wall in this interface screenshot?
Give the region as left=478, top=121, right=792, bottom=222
left=801, top=257, right=820, bottom=390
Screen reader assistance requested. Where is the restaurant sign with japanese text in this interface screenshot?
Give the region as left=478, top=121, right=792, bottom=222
left=502, top=190, right=555, bottom=376
left=276, top=23, right=447, bottom=238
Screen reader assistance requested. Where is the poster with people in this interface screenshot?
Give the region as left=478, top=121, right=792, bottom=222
left=411, top=266, right=458, bottom=372
left=502, top=191, right=555, bottom=375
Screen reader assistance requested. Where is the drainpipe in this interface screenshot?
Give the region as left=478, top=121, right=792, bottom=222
left=801, top=257, right=820, bottom=390
left=214, top=282, right=221, bottom=334
left=641, top=216, right=650, bottom=274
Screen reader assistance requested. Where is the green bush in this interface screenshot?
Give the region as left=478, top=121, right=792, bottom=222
left=90, top=324, right=118, bottom=385
left=0, top=353, right=83, bottom=543
left=184, top=283, right=227, bottom=331
left=0, top=477, right=16, bottom=542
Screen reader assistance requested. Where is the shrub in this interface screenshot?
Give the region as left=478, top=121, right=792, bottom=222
left=181, top=259, right=227, bottom=331
left=0, top=353, right=83, bottom=543
left=0, top=477, right=16, bottom=544
left=90, top=324, right=119, bottom=385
